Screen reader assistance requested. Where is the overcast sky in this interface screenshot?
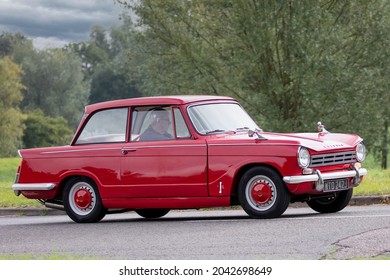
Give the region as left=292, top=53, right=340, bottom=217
left=0, top=0, right=124, bottom=49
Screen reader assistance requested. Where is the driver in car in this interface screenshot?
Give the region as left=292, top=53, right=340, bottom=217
left=139, top=109, right=172, bottom=141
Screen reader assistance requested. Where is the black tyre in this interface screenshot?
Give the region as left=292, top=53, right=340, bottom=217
left=135, top=209, right=170, bottom=219
left=238, top=166, right=290, bottom=219
left=307, top=189, right=353, bottom=213
left=63, top=177, right=107, bottom=223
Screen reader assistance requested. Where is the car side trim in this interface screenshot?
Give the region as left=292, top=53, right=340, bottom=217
left=283, top=168, right=368, bottom=184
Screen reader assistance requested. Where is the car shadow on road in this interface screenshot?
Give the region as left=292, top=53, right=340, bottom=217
left=98, top=210, right=321, bottom=224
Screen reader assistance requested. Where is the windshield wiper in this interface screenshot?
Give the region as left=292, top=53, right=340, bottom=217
left=235, top=127, right=250, bottom=131
left=205, top=129, right=236, bottom=135
left=205, top=129, right=227, bottom=135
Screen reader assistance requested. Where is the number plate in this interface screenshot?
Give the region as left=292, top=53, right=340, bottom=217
left=323, top=178, right=349, bottom=192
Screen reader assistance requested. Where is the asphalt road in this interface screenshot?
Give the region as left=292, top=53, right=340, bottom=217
left=0, top=205, right=389, bottom=260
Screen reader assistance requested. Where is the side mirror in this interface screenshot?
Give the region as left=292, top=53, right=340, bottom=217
left=248, top=128, right=267, bottom=140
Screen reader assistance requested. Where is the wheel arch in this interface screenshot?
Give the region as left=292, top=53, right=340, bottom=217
left=61, top=175, right=107, bottom=223
left=230, top=163, right=288, bottom=203
left=56, top=173, right=102, bottom=201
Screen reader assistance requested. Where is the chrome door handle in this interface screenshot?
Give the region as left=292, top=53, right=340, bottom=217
left=121, top=148, right=136, bottom=155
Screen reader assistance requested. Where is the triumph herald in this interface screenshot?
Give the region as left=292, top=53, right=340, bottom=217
left=12, top=95, right=367, bottom=223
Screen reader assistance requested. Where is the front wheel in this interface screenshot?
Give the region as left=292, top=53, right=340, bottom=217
left=238, top=166, right=290, bottom=219
left=307, top=189, right=353, bottom=213
left=63, top=177, right=107, bottom=223
left=135, top=209, right=170, bottom=219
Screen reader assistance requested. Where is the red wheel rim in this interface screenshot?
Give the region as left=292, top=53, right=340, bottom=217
left=251, top=182, right=272, bottom=204
left=74, top=188, right=92, bottom=209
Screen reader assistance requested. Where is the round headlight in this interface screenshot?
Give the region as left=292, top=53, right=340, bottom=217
left=356, top=143, right=366, bottom=162
left=298, top=147, right=310, bottom=168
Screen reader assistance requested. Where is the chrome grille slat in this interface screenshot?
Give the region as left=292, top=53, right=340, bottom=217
left=310, top=151, right=356, bottom=167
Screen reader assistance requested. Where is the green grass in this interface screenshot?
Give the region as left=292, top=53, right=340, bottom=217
left=353, top=154, right=390, bottom=196
left=354, top=168, right=390, bottom=196
left=0, top=251, right=98, bottom=260
left=353, top=255, right=390, bottom=260
left=0, top=157, right=40, bottom=207
left=0, top=155, right=389, bottom=208
left=324, top=245, right=390, bottom=260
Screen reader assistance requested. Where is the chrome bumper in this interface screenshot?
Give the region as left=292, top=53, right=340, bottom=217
left=283, top=168, right=368, bottom=191
left=12, top=183, right=55, bottom=196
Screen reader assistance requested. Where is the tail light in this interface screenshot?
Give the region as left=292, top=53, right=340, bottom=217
left=14, top=161, right=22, bottom=184
left=13, top=158, right=22, bottom=196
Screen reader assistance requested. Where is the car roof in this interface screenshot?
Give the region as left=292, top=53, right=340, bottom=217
left=84, top=95, right=236, bottom=114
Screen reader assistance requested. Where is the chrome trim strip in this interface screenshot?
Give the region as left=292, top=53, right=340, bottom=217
left=133, top=144, right=205, bottom=149
left=283, top=168, right=368, bottom=184
left=207, top=143, right=297, bottom=147
left=41, top=144, right=206, bottom=155
left=41, top=147, right=119, bottom=154
left=12, top=183, right=56, bottom=191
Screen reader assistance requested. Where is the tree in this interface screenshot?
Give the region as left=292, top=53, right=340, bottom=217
left=0, top=32, right=34, bottom=59
left=20, top=48, right=90, bottom=128
left=67, top=26, right=112, bottom=79
left=118, top=0, right=390, bottom=166
left=89, top=65, right=142, bottom=103
left=23, top=110, right=72, bottom=148
left=0, top=57, right=25, bottom=157
left=1, top=32, right=90, bottom=129
left=69, top=18, right=144, bottom=103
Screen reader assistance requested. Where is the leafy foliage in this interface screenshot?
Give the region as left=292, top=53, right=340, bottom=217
left=1, top=2, right=390, bottom=166
left=0, top=57, right=25, bottom=157
left=118, top=0, right=390, bottom=165
left=23, top=110, right=73, bottom=148
left=19, top=48, right=90, bottom=128
left=69, top=20, right=143, bottom=104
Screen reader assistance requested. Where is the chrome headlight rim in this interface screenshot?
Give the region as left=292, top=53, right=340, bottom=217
left=356, top=143, right=366, bottom=162
left=298, top=147, right=311, bottom=168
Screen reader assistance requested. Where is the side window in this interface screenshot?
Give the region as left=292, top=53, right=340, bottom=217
left=76, top=108, right=128, bottom=144
left=173, top=108, right=191, bottom=138
left=132, top=106, right=174, bottom=142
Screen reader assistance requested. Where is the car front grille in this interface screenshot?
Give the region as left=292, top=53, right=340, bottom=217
left=310, top=151, right=356, bottom=167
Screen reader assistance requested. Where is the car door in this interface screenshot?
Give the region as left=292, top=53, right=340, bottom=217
left=119, top=106, right=208, bottom=198
left=73, top=107, right=129, bottom=196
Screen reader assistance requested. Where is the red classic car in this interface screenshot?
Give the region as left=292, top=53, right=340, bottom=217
left=12, top=95, right=367, bottom=223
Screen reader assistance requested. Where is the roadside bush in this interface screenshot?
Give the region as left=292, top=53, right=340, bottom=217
left=23, top=109, right=73, bottom=148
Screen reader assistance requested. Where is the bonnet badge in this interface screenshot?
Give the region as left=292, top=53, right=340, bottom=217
left=317, top=122, right=329, bottom=134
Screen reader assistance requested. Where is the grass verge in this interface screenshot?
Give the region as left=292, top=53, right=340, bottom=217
left=0, top=251, right=98, bottom=260
left=0, top=158, right=41, bottom=207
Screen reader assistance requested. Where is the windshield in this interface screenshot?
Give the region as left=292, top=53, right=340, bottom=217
left=188, top=102, right=260, bottom=135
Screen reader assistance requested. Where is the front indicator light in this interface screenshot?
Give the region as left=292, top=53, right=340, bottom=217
left=302, top=168, right=313, bottom=175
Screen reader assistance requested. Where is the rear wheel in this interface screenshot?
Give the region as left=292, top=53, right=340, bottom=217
left=135, top=209, right=170, bottom=219
left=63, top=177, right=107, bottom=223
left=307, top=189, right=353, bottom=213
left=238, top=166, right=290, bottom=219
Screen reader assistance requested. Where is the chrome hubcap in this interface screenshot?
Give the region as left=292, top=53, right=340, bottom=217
left=69, top=182, right=96, bottom=216
left=246, top=175, right=277, bottom=211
